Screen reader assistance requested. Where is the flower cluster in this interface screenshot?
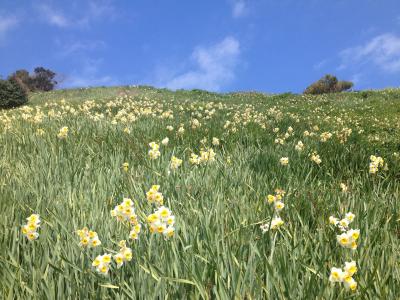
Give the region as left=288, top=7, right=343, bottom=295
left=57, top=126, right=69, bottom=139
left=200, top=148, right=216, bottom=163
left=369, top=155, right=384, bottom=174
left=170, top=156, right=183, bottom=169
left=76, top=227, right=101, bottom=247
left=295, top=141, right=304, bottom=152
left=146, top=206, right=175, bottom=238
left=260, top=217, right=284, bottom=232
left=190, top=148, right=216, bottom=165
left=337, top=127, right=352, bottom=144
left=129, top=223, right=142, bottom=240
left=21, top=214, right=41, bottom=241
left=110, top=198, right=139, bottom=225
left=148, top=142, right=161, bottom=160
left=328, top=211, right=360, bottom=291
left=122, top=162, right=129, bottom=172
left=114, top=240, right=133, bottom=268
left=189, top=153, right=201, bottom=165
left=279, top=157, right=289, bottom=166
left=161, top=137, right=169, bottom=145
left=261, top=189, right=286, bottom=232
left=191, top=118, right=201, bottom=129
left=266, top=189, right=286, bottom=212
left=329, top=261, right=358, bottom=291
left=329, top=212, right=360, bottom=250
left=340, top=183, right=348, bottom=192
left=320, top=132, right=332, bottom=142
left=146, top=185, right=164, bottom=206
left=92, top=253, right=112, bottom=275
left=310, top=152, right=322, bottom=164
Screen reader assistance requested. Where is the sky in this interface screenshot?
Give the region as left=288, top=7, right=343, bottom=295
left=0, top=0, right=399, bottom=93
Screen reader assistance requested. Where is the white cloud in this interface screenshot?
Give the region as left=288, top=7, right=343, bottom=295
left=38, top=4, right=69, bottom=27
left=340, top=33, right=400, bottom=73
left=0, top=15, right=18, bottom=40
left=232, top=0, right=248, bottom=18
left=37, top=1, right=116, bottom=29
left=161, top=37, right=241, bottom=91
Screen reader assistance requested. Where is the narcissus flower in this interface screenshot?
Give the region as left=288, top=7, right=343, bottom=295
left=161, top=137, right=169, bottom=145
left=330, top=212, right=359, bottom=250
left=22, top=214, right=41, bottom=241
left=122, top=162, right=129, bottom=172
left=92, top=254, right=112, bottom=275
left=260, top=217, right=284, bottom=232
left=199, top=148, right=216, bottom=163
left=170, top=156, right=183, bottom=169
left=148, top=142, right=161, bottom=160
left=310, top=152, right=322, bottom=164
left=295, top=141, right=304, bottom=151
left=369, top=155, right=385, bottom=174
left=110, top=197, right=139, bottom=225
left=146, top=185, right=164, bottom=206
left=329, top=261, right=358, bottom=291
left=189, top=153, right=201, bottom=165
left=76, top=227, right=101, bottom=248
left=129, top=223, right=142, bottom=240
left=340, top=183, right=348, bottom=192
left=57, top=126, right=69, bottom=139
left=146, top=206, right=176, bottom=239
left=113, top=240, right=133, bottom=268
left=279, top=157, right=289, bottom=166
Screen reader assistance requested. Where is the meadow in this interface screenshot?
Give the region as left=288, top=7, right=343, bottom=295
left=0, top=86, right=399, bottom=299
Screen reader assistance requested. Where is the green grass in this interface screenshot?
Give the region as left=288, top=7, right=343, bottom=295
left=1, top=86, right=400, bottom=299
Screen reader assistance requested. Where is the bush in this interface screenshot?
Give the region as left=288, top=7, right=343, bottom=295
left=0, top=78, right=29, bottom=109
left=304, top=74, right=353, bottom=95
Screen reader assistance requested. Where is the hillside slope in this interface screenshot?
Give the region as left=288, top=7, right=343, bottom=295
left=0, top=87, right=399, bottom=298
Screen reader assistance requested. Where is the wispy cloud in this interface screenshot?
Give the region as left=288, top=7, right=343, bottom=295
left=313, top=59, right=329, bottom=70
left=340, top=33, right=400, bottom=73
left=62, top=58, right=117, bottom=88
left=159, top=37, right=241, bottom=91
left=38, top=4, right=69, bottom=27
left=0, top=14, right=19, bottom=42
left=231, top=0, right=248, bottom=18
left=55, top=39, right=106, bottom=57
left=37, top=1, right=116, bottom=29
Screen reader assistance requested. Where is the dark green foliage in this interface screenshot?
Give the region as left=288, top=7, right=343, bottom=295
left=304, top=74, right=353, bottom=95
left=0, top=78, right=28, bottom=108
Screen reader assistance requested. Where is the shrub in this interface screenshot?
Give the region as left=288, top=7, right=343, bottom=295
left=0, top=78, right=29, bottom=109
left=304, top=74, right=353, bottom=95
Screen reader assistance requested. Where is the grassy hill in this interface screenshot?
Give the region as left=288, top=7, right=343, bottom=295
left=1, top=86, right=400, bottom=298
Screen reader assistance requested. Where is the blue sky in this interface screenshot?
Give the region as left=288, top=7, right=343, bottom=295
left=0, top=0, right=399, bottom=93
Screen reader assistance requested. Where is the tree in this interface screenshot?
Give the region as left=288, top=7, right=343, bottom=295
left=304, top=74, right=353, bottom=95
left=31, top=67, right=58, bottom=91
left=8, top=67, right=58, bottom=92
left=8, top=69, right=32, bottom=93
